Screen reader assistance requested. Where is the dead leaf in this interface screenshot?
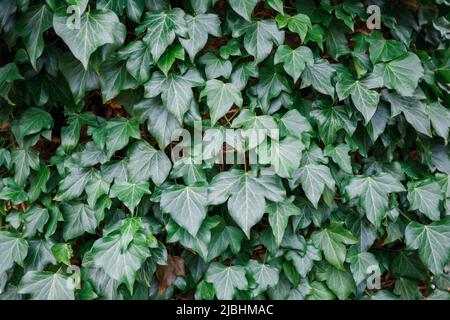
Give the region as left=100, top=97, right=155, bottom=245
left=156, top=255, right=185, bottom=294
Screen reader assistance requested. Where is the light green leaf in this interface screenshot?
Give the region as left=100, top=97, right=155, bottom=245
left=373, top=53, right=424, bottom=96
left=345, top=173, right=405, bottom=227
left=110, top=181, right=151, bottom=212
left=229, top=0, right=259, bottom=21
left=405, top=219, right=450, bottom=275
left=324, top=144, right=352, bottom=174
left=127, top=141, right=171, bottom=185
left=18, top=271, right=75, bottom=300
left=267, top=197, right=301, bottom=245
left=53, top=9, right=125, bottom=69
left=290, top=164, right=335, bottom=208
left=161, top=183, right=208, bottom=236
left=205, top=263, right=248, bottom=300
left=301, top=59, right=335, bottom=96
left=0, top=232, right=28, bottom=275
left=274, top=45, right=314, bottom=82
left=137, top=8, right=187, bottom=61
left=180, top=13, right=221, bottom=61
left=200, top=79, right=243, bottom=126
left=311, top=222, right=357, bottom=270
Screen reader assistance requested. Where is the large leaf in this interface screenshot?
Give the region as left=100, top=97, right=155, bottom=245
left=180, top=14, right=221, bottom=61
left=345, top=173, right=405, bottom=227
left=405, top=219, right=450, bottom=275
left=200, top=80, right=243, bottom=126
left=18, top=271, right=75, bottom=300
left=137, top=8, right=187, bottom=61
left=373, top=53, right=424, bottom=96
left=53, top=9, right=125, bottom=69
left=311, top=223, right=357, bottom=270
left=0, top=232, right=28, bottom=276
left=161, top=183, right=208, bottom=236
left=205, top=263, right=248, bottom=300
left=17, top=5, right=53, bottom=69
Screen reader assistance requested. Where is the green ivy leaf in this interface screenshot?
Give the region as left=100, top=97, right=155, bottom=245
left=200, top=79, right=243, bottom=126
left=405, top=219, right=450, bottom=275
left=311, top=222, right=357, bottom=270
left=18, top=271, right=75, bottom=300
left=345, top=173, right=405, bottom=227
left=161, top=183, right=208, bottom=236
left=205, top=263, right=248, bottom=300
left=53, top=9, right=125, bottom=69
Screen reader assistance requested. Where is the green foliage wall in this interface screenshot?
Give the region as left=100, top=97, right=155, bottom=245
left=0, top=0, right=450, bottom=300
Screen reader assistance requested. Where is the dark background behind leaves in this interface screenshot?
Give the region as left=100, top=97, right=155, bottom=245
left=0, top=0, right=450, bottom=300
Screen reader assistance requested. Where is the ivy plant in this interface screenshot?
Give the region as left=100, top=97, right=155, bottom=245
left=0, top=0, right=450, bottom=301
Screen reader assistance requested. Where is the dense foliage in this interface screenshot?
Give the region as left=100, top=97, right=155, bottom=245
left=1, top=0, right=450, bottom=300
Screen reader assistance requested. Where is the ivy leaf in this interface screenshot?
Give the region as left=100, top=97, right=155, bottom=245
left=15, top=107, right=53, bottom=139
left=161, top=183, right=208, bottom=236
left=18, top=271, right=75, bottom=300
left=207, top=224, right=244, bottom=261
left=0, top=63, right=23, bottom=103
left=324, top=144, right=352, bottom=174
left=144, top=70, right=203, bottom=123
left=17, top=4, right=53, bottom=69
left=200, top=79, right=243, bottom=126
left=367, top=34, right=407, bottom=64
left=290, top=164, right=335, bottom=208
left=345, top=173, right=405, bottom=227
left=110, top=181, right=151, bottom=212
left=285, top=240, right=321, bottom=277
left=240, top=20, right=285, bottom=63
left=246, top=260, right=280, bottom=295
left=276, top=13, right=311, bottom=41
left=137, top=8, right=187, bottom=61
left=132, top=99, right=181, bottom=150
left=271, top=136, right=304, bottom=178
left=266, top=197, right=301, bottom=245
left=61, top=203, right=101, bottom=241
left=59, top=54, right=100, bottom=104
left=311, top=222, right=357, bottom=270
left=347, top=251, right=379, bottom=285
left=117, top=41, right=154, bottom=84
left=336, top=72, right=381, bottom=124
left=209, top=170, right=267, bottom=237
left=426, top=101, right=450, bottom=144
left=23, top=206, right=49, bottom=238
left=205, top=263, right=248, bottom=300
left=92, top=229, right=150, bottom=293
left=157, top=44, right=185, bottom=76
left=373, top=53, right=424, bottom=96
left=0, top=182, right=28, bottom=205
left=229, top=0, right=259, bottom=21
left=127, top=141, right=171, bottom=186
left=274, top=45, right=314, bottom=82
left=279, top=109, right=312, bottom=138
left=405, top=219, right=450, bottom=275
left=53, top=9, right=125, bottom=69
left=180, top=13, right=221, bottom=61
left=301, top=59, right=335, bottom=96
left=99, top=58, right=137, bottom=102
left=0, top=232, right=28, bottom=276
left=199, top=53, right=233, bottom=80
left=407, top=179, right=442, bottom=221
left=11, top=148, right=40, bottom=187
left=382, top=90, right=432, bottom=137
left=320, top=264, right=355, bottom=300
left=104, top=118, right=141, bottom=157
